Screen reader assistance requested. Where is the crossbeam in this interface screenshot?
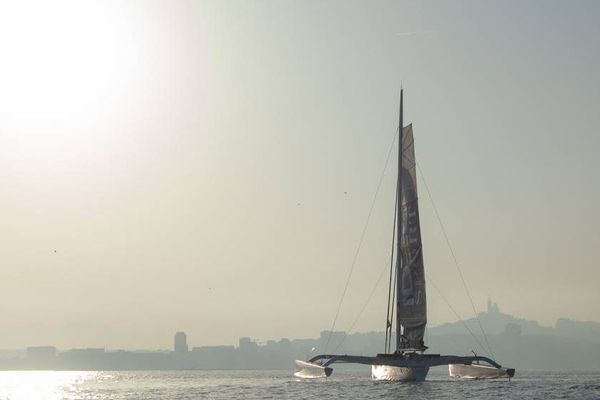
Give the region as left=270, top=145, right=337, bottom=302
left=308, top=353, right=503, bottom=369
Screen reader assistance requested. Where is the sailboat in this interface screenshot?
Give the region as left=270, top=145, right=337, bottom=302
left=294, top=90, right=515, bottom=381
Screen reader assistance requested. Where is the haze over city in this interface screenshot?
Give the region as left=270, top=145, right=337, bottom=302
left=1, top=0, right=599, bottom=352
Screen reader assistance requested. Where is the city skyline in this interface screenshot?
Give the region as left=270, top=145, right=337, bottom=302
left=2, top=299, right=597, bottom=351
left=4, top=302, right=599, bottom=372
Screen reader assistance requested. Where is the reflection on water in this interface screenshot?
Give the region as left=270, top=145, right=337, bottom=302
left=0, top=371, right=94, bottom=400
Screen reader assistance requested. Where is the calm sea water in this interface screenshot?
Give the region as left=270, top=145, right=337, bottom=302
left=1, top=368, right=599, bottom=399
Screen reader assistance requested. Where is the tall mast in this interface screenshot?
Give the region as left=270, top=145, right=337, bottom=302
left=395, top=89, right=403, bottom=352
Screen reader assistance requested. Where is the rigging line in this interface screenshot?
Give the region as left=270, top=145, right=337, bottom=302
left=384, top=178, right=399, bottom=352
left=323, top=127, right=399, bottom=353
left=416, top=162, right=496, bottom=360
left=333, top=245, right=395, bottom=354
left=426, top=275, right=489, bottom=356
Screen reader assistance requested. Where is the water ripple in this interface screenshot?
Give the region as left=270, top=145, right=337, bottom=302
left=1, top=369, right=599, bottom=399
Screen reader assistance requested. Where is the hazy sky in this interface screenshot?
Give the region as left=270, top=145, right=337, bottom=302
left=1, top=0, right=599, bottom=350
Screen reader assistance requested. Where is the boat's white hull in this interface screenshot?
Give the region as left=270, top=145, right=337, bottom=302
left=449, top=364, right=514, bottom=379
left=371, top=365, right=429, bottom=381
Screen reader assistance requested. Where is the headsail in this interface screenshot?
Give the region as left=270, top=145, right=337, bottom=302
left=396, top=124, right=427, bottom=350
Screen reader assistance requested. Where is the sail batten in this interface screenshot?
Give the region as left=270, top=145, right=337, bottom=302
left=396, top=124, right=427, bottom=351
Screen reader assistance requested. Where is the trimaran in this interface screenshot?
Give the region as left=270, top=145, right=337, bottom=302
left=294, top=90, right=515, bottom=381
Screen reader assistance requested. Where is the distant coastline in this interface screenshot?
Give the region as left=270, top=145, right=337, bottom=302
left=2, top=301, right=599, bottom=371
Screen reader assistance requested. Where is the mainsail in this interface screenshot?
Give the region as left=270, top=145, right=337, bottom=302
left=396, top=123, right=427, bottom=350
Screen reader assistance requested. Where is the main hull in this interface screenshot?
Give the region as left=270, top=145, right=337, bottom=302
left=371, top=365, right=429, bottom=381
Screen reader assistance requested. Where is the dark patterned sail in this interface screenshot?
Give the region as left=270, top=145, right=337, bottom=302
left=396, top=124, right=427, bottom=350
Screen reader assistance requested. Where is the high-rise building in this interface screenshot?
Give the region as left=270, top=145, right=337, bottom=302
left=174, top=332, right=188, bottom=354
left=239, top=337, right=258, bottom=350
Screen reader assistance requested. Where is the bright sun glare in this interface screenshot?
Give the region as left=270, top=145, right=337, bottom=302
left=0, top=1, right=140, bottom=166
